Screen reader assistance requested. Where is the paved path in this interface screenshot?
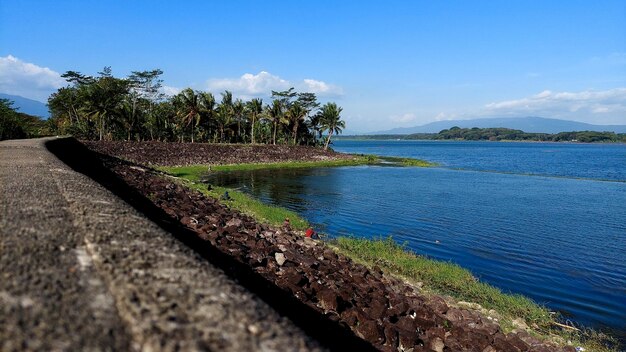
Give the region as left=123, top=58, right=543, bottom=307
left=0, top=138, right=322, bottom=351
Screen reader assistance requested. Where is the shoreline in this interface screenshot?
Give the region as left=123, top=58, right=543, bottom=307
left=335, top=138, right=626, bottom=145
left=82, top=139, right=617, bottom=351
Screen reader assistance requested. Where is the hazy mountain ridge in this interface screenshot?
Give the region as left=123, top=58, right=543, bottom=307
left=0, top=93, right=49, bottom=118
left=367, top=117, right=626, bottom=134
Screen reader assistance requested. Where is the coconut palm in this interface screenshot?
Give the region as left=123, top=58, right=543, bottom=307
left=318, top=102, right=345, bottom=150
left=246, top=98, right=263, bottom=144
left=286, top=102, right=307, bottom=145
left=233, top=98, right=245, bottom=142
left=198, top=91, right=216, bottom=141
left=173, top=88, right=202, bottom=142
left=216, top=91, right=235, bottom=142
left=267, top=100, right=284, bottom=145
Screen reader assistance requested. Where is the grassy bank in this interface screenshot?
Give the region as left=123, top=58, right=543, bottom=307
left=161, top=154, right=436, bottom=175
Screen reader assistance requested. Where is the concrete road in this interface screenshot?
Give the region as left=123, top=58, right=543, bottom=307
left=0, top=138, right=323, bottom=351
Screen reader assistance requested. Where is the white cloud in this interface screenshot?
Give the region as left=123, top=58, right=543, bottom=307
left=207, top=71, right=290, bottom=97
left=434, top=112, right=461, bottom=121
left=302, top=78, right=343, bottom=96
left=161, top=85, right=181, bottom=96
left=0, top=55, right=65, bottom=102
left=206, top=71, right=342, bottom=98
left=390, top=113, right=417, bottom=123
left=485, top=88, right=626, bottom=120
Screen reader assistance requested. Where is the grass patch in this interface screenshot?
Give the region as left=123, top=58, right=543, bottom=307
left=162, top=154, right=437, bottom=174
left=211, top=156, right=376, bottom=172
left=378, top=155, right=437, bottom=167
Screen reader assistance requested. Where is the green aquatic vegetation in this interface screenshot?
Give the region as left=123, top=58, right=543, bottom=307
left=377, top=155, right=437, bottom=167
left=159, top=154, right=436, bottom=175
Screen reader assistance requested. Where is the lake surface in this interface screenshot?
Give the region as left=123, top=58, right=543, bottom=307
left=206, top=140, right=626, bottom=337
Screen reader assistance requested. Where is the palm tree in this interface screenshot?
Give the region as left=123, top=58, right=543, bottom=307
left=174, top=88, right=201, bottom=142
left=246, top=98, right=263, bottom=144
left=81, top=75, right=129, bottom=141
left=286, top=102, right=307, bottom=145
left=198, top=92, right=216, bottom=141
left=217, top=91, right=234, bottom=142
left=318, top=102, right=345, bottom=150
left=267, top=100, right=284, bottom=145
left=233, top=98, right=245, bottom=142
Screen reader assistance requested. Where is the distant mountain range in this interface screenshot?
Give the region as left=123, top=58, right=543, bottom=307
left=0, top=93, right=50, bottom=118
left=367, top=117, right=626, bottom=135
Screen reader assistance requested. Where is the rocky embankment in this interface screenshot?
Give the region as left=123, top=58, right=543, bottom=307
left=85, top=141, right=572, bottom=352
left=83, top=140, right=353, bottom=166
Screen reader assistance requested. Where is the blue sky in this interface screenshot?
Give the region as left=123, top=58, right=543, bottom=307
left=1, top=1, right=625, bottom=132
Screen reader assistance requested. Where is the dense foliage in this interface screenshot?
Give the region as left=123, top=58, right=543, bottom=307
left=426, top=127, right=626, bottom=142
left=338, top=127, right=626, bottom=143
left=0, top=99, right=51, bottom=140
left=48, top=67, right=345, bottom=148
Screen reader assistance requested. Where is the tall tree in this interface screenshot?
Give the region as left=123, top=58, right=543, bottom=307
left=0, top=99, right=25, bottom=140
left=127, top=69, right=164, bottom=140
left=271, top=87, right=297, bottom=109
left=173, top=88, right=202, bottom=142
left=286, top=102, right=307, bottom=145
left=267, top=100, right=285, bottom=145
left=246, top=98, right=263, bottom=144
left=82, top=68, right=130, bottom=140
left=297, top=92, right=319, bottom=113
left=318, top=102, right=345, bottom=150
left=216, top=91, right=234, bottom=142
left=198, top=92, right=216, bottom=141
left=233, top=98, right=245, bottom=142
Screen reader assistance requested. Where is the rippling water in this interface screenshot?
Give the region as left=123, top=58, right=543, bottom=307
left=206, top=140, right=626, bottom=337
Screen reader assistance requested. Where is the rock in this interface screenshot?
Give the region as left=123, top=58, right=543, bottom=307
left=429, top=337, right=445, bottom=352
left=364, top=297, right=387, bottom=318
left=506, top=334, right=530, bottom=351
left=318, top=289, right=338, bottom=311
left=303, top=237, right=317, bottom=248
left=493, top=334, right=521, bottom=352
left=445, top=308, right=464, bottom=323
left=340, top=309, right=358, bottom=326
left=355, top=320, right=384, bottom=344
left=512, top=317, right=529, bottom=330
left=275, top=252, right=286, bottom=266
left=457, top=301, right=483, bottom=310
left=397, top=316, right=418, bottom=333
left=225, top=218, right=243, bottom=228
left=398, top=328, right=421, bottom=350
left=428, top=296, right=448, bottom=314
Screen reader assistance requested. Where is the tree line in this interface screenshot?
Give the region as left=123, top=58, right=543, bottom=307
left=420, top=127, right=626, bottom=143
left=0, top=99, right=51, bottom=141
left=47, top=67, right=345, bottom=149
left=337, top=127, right=626, bottom=143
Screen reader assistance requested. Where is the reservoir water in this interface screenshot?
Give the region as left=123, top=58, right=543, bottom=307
left=206, top=140, right=626, bottom=337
